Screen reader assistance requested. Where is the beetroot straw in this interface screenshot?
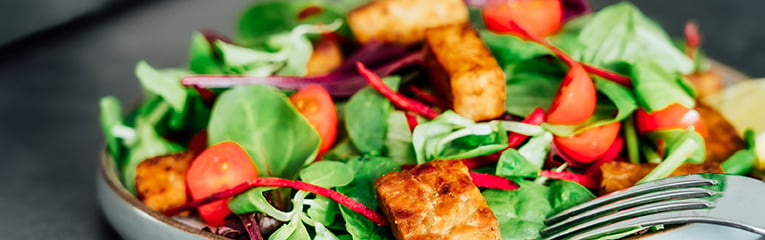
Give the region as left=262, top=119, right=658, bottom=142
left=166, top=177, right=388, bottom=226
left=356, top=62, right=440, bottom=120
left=539, top=170, right=599, bottom=189
left=508, top=21, right=633, bottom=87
left=469, top=172, right=519, bottom=191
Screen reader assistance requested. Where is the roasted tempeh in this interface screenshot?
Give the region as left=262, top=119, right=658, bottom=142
left=424, top=24, right=506, bottom=121
left=599, top=160, right=723, bottom=194
left=347, top=0, right=469, bottom=46
left=375, top=160, right=501, bottom=240
left=135, top=151, right=195, bottom=214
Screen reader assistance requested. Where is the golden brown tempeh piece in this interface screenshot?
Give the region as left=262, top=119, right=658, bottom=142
left=375, top=160, right=501, bottom=240
left=347, top=0, right=469, bottom=46
left=599, top=160, right=723, bottom=194
left=695, top=100, right=747, bottom=163
left=135, top=151, right=195, bottom=214
left=424, top=24, right=506, bottom=121
left=306, top=38, right=344, bottom=77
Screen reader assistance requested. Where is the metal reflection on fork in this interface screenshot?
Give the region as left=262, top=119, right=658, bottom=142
left=540, top=174, right=765, bottom=240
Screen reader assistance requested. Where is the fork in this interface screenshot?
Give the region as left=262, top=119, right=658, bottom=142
left=540, top=174, right=765, bottom=240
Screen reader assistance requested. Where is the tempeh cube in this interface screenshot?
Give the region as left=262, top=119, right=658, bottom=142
left=375, top=160, right=501, bottom=240
left=424, top=24, right=506, bottom=121
left=347, top=0, right=469, bottom=46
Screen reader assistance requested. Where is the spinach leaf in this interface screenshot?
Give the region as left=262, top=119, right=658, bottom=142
left=547, top=180, right=595, bottom=213
left=299, top=160, right=355, bottom=188
left=384, top=111, right=418, bottom=165
left=483, top=181, right=552, bottom=240
left=135, top=61, right=190, bottom=112
left=721, top=129, right=757, bottom=175
left=496, top=132, right=553, bottom=178
left=237, top=1, right=349, bottom=47
left=336, top=157, right=398, bottom=240
left=484, top=179, right=593, bottom=240
left=504, top=58, right=564, bottom=117
left=208, top=85, right=320, bottom=179
left=188, top=32, right=224, bottom=74
left=631, top=61, right=696, bottom=112
left=575, top=2, right=693, bottom=75
left=481, top=31, right=551, bottom=67
left=344, top=76, right=401, bottom=155
left=322, top=138, right=362, bottom=161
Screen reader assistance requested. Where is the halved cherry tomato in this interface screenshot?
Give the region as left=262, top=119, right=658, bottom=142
left=186, top=141, right=259, bottom=226
left=546, top=63, right=597, bottom=125
left=554, top=122, right=622, bottom=164
left=482, top=0, right=563, bottom=37
left=290, top=84, right=338, bottom=154
left=635, top=103, right=707, bottom=137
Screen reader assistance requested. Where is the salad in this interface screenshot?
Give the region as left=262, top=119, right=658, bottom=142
left=99, top=0, right=760, bottom=239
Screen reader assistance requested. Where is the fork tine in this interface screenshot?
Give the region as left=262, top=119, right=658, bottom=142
left=540, top=187, right=718, bottom=235
left=541, top=198, right=716, bottom=240
left=562, top=209, right=717, bottom=240
left=544, top=174, right=717, bottom=225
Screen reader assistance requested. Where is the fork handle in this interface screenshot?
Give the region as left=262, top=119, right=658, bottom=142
left=563, top=211, right=765, bottom=240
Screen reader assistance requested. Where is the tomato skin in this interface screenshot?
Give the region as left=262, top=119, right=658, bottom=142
left=186, top=142, right=259, bottom=226
left=546, top=64, right=597, bottom=125
left=636, top=103, right=707, bottom=137
left=482, top=0, right=563, bottom=37
left=290, top=84, right=338, bottom=154
left=554, top=122, right=622, bottom=164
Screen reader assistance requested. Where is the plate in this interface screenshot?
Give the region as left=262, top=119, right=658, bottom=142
left=96, top=61, right=759, bottom=239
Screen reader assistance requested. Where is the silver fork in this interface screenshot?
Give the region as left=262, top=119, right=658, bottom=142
left=540, top=174, right=765, bottom=240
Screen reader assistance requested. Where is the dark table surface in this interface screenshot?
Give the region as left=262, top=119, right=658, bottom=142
left=1, top=0, right=763, bottom=239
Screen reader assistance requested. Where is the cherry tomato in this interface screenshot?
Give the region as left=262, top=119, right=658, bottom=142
left=635, top=103, right=707, bottom=137
left=555, top=122, right=622, bottom=164
left=290, top=84, right=338, bottom=154
left=546, top=63, right=597, bottom=125
left=482, top=0, right=563, bottom=37
left=186, top=141, right=259, bottom=226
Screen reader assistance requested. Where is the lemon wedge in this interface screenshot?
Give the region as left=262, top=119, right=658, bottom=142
left=704, top=78, right=765, bottom=169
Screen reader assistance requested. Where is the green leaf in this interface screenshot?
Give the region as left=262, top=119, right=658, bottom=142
left=229, top=187, right=292, bottom=221
left=208, top=85, right=320, bottom=179
left=135, top=61, right=190, bottom=112
left=188, top=32, right=224, bottom=74
left=344, top=76, right=401, bottom=155
left=480, top=31, right=551, bottom=67
left=496, top=133, right=552, bottom=178
left=300, top=161, right=355, bottom=188
left=412, top=111, right=507, bottom=163
left=237, top=1, right=349, bottom=47
left=306, top=196, right=339, bottom=227
left=575, top=2, right=693, bottom=75
left=631, top=61, right=696, bottom=112
left=322, top=138, right=362, bottom=161
left=483, top=181, right=552, bottom=240
left=121, top=116, right=183, bottom=194
left=721, top=130, right=757, bottom=175
left=547, top=180, right=595, bottom=213
left=645, top=128, right=706, bottom=164
left=504, top=58, right=565, bottom=117
left=336, top=157, right=398, bottom=240
left=100, top=96, right=125, bottom=159
left=383, top=111, right=418, bottom=165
